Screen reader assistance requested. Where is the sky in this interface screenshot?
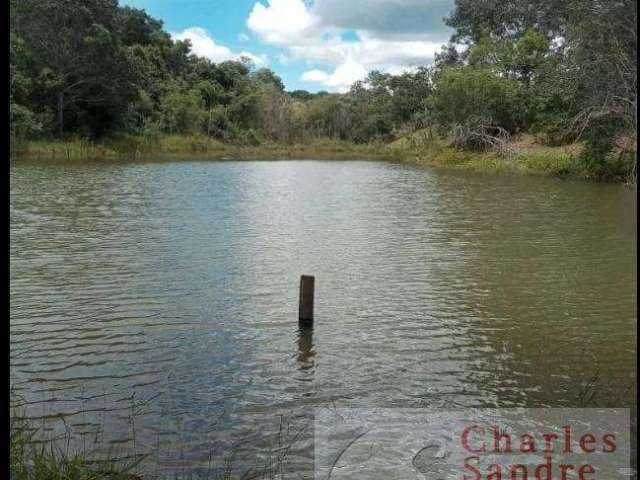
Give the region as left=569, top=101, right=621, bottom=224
left=120, top=0, right=455, bottom=93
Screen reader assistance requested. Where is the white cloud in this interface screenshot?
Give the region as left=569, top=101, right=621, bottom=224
left=247, top=0, right=318, bottom=46
left=301, top=69, right=329, bottom=82
left=301, top=58, right=368, bottom=92
left=238, top=32, right=250, bottom=42
left=247, top=0, right=448, bottom=91
left=172, top=27, right=266, bottom=65
left=325, top=58, right=367, bottom=89
left=241, top=52, right=268, bottom=66
left=289, top=31, right=441, bottom=69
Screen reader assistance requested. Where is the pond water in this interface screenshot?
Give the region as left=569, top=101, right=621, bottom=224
left=10, top=159, right=637, bottom=478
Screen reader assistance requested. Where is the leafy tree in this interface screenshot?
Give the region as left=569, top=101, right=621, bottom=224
left=429, top=66, right=524, bottom=148
left=388, top=68, right=433, bottom=128
left=468, top=29, right=549, bottom=84
left=11, top=0, right=138, bottom=137
left=434, top=44, right=463, bottom=68
left=289, top=90, right=314, bottom=102
left=117, top=6, right=168, bottom=47
left=446, top=0, right=571, bottom=44
left=567, top=0, right=637, bottom=178
left=568, top=1, right=636, bottom=134
left=10, top=33, right=41, bottom=139
left=158, top=84, right=205, bottom=134
left=258, top=83, right=293, bottom=142
left=8, top=0, right=635, bottom=182
left=305, top=95, right=352, bottom=140
left=252, top=68, right=285, bottom=91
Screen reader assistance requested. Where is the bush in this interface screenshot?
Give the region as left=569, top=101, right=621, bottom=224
left=429, top=66, right=524, bottom=144
left=528, top=59, right=582, bottom=145
left=579, top=117, right=634, bottom=181
left=231, top=128, right=261, bottom=146
left=206, top=105, right=232, bottom=139
left=10, top=103, right=42, bottom=139
left=159, top=86, right=205, bottom=135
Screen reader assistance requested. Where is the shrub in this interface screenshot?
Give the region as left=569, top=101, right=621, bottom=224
left=10, top=103, right=42, bottom=139
left=579, top=117, right=634, bottom=181
left=159, top=87, right=205, bottom=135
left=232, top=128, right=261, bottom=147
left=429, top=66, right=524, bottom=146
left=206, top=105, right=232, bottom=139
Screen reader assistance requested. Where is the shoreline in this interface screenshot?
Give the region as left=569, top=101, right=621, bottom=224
left=10, top=134, right=632, bottom=183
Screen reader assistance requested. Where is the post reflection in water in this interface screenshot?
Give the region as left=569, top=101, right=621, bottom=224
left=297, top=326, right=315, bottom=372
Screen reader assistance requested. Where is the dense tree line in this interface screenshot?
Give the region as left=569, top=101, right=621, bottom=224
left=9, top=0, right=637, bottom=179
left=9, top=0, right=429, bottom=145
left=441, top=0, right=637, bottom=178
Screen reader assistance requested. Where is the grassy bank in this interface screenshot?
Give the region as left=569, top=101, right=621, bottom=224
left=11, top=132, right=629, bottom=182
left=11, top=135, right=392, bottom=162
left=386, top=131, right=587, bottom=178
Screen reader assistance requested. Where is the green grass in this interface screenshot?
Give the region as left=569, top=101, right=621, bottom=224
left=11, top=135, right=226, bottom=160
left=10, top=405, right=300, bottom=480
left=12, top=131, right=616, bottom=181
left=387, top=130, right=583, bottom=178
left=12, top=135, right=392, bottom=162
left=408, top=147, right=577, bottom=176
left=10, top=413, right=142, bottom=480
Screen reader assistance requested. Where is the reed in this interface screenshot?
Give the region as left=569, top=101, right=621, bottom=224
left=10, top=401, right=301, bottom=480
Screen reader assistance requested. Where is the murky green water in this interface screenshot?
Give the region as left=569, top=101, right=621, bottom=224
left=10, top=158, right=636, bottom=477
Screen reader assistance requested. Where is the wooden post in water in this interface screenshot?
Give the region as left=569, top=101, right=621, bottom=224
left=299, top=275, right=315, bottom=325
